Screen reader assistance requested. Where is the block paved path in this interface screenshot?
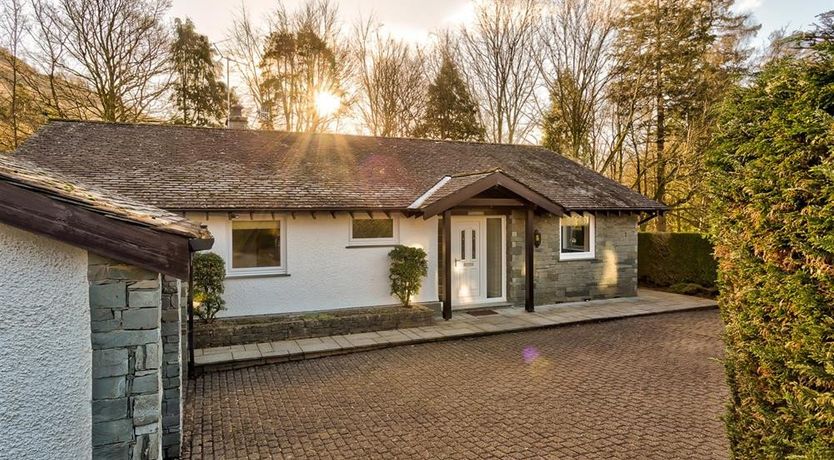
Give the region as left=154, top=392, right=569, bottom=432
left=183, top=309, right=728, bottom=459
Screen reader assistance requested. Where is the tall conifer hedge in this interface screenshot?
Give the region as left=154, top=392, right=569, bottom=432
left=707, top=41, right=834, bottom=457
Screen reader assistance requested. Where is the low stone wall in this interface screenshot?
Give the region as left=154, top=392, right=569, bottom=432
left=194, top=303, right=437, bottom=348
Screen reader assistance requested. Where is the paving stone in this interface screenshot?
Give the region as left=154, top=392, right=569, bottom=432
left=195, top=352, right=233, bottom=365
left=269, top=341, right=303, bottom=356
left=298, top=337, right=341, bottom=354
left=231, top=350, right=261, bottom=361
left=183, top=310, right=727, bottom=460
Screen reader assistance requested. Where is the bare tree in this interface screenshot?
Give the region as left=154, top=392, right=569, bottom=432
left=20, top=0, right=92, bottom=120
left=538, top=0, right=618, bottom=172
left=353, top=18, right=427, bottom=137
left=227, top=3, right=267, bottom=126
left=458, top=0, right=541, bottom=144
left=259, top=0, right=352, bottom=132
left=0, top=0, right=27, bottom=149
left=49, top=0, right=172, bottom=122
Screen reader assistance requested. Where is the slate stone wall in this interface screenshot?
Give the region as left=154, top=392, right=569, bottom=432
left=194, top=303, right=437, bottom=348
left=160, top=276, right=183, bottom=459
left=508, top=213, right=638, bottom=306
left=88, top=255, right=164, bottom=460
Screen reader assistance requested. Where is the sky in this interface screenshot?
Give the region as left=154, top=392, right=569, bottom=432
left=166, top=0, right=832, bottom=128
left=169, top=0, right=832, bottom=46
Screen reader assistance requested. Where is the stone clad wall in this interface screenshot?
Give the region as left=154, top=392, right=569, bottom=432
left=89, top=255, right=164, bottom=460
left=508, top=213, right=638, bottom=305
left=160, top=276, right=183, bottom=459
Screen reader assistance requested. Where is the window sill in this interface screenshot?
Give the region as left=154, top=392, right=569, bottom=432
left=226, top=272, right=290, bottom=279
left=345, top=244, right=400, bottom=249
left=559, top=254, right=596, bottom=262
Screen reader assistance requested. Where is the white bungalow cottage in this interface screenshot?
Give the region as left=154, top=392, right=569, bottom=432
left=16, top=120, right=665, bottom=325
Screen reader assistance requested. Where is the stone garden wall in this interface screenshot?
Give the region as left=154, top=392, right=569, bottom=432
left=194, top=303, right=437, bottom=348
left=88, top=255, right=165, bottom=460
left=508, top=213, right=638, bottom=305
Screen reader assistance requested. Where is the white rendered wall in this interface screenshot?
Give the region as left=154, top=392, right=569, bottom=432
left=190, top=212, right=439, bottom=316
left=0, top=222, right=92, bottom=459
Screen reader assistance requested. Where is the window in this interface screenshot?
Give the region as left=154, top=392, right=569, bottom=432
left=486, top=217, right=503, bottom=299
left=559, top=214, right=595, bottom=260
left=349, top=216, right=398, bottom=245
left=230, top=220, right=285, bottom=275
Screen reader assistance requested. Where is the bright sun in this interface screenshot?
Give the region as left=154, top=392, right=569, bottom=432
left=314, top=90, right=340, bottom=118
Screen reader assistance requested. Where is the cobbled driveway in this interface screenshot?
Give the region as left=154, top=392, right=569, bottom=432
left=183, top=309, right=728, bottom=459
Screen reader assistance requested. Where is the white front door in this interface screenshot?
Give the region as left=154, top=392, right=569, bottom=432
left=452, top=219, right=483, bottom=305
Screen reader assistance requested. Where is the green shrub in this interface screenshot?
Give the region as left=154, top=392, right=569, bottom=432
left=707, top=40, right=834, bottom=458
left=192, top=252, right=226, bottom=323
left=638, top=232, right=717, bottom=288
left=388, top=245, right=428, bottom=307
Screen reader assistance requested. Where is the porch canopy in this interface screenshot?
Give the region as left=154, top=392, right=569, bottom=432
left=409, top=170, right=565, bottom=320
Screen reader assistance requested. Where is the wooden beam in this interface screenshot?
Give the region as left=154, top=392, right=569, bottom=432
left=422, top=172, right=564, bottom=218
left=443, top=209, right=452, bottom=320
left=525, top=206, right=535, bottom=312
left=0, top=182, right=192, bottom=278
left=460, top=198, right=525, bottom=207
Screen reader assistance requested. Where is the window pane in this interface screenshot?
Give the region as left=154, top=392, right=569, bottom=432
left=561, top=215, right=591, bottom=253
left=232, top=221, right=281, bottom=268
left=352, top=218, right=394, bottom=239
left=486, top=218, right=502, bottom=298
left=460, top=230, right=465, bottom=259
left=472, top=229, right=477, bottom=259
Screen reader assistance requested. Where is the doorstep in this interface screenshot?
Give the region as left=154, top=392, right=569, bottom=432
left=194, top=289, right=717, bottom=373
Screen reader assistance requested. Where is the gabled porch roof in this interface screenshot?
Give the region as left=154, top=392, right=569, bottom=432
left=409, top=169, right=566, bottom=218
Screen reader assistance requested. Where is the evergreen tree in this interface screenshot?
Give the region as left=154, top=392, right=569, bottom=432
left=414, top=56, right=484, bottom=141
left=707, top=16, right=834, bottom=456
left=611, top=0, right=757, bottom=230
left=171, top=18, right=228, bottom=127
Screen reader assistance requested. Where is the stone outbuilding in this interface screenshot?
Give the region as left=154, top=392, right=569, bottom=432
left=0, top=154, right=213, bottom=459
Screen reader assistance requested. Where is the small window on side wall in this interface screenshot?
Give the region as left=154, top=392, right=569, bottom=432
left=350, top=216, right=397, bottom=245
left=559, top=213, right=595, bottom=260
left=230, top=220, right=285, bottom=274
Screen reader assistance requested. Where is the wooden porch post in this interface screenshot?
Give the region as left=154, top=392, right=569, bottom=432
left=525, top=206, right=535, bottom=312
left=443, top=209, right=453, bottom=320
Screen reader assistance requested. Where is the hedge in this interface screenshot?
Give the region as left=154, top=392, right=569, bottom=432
left=637, top=232, right=717, bottom=288
left=706, top=39, right=834, bottom=458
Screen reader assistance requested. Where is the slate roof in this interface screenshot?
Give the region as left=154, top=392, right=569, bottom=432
left=0, top=153, right=210, bottom=239
left=14, top=120, right=665, bottom=213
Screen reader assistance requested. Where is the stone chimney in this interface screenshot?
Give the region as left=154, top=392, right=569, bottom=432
left=227, top=104, right=247, bottom=129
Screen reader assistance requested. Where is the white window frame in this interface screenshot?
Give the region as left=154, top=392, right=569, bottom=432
left=227, top=218, right=287, bottom=277
left=348, top=214, right=399, bottom=246
left=559, top=213, right=596, bottom=261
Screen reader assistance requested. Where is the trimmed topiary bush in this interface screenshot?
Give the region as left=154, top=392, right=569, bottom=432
left=192, top=252, right=226, bottom=323
left=388, top=245, right=428, bottom=307
left=707, top=37, right=834, bottom=458
left=638, top=232, right=717, bottom=288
